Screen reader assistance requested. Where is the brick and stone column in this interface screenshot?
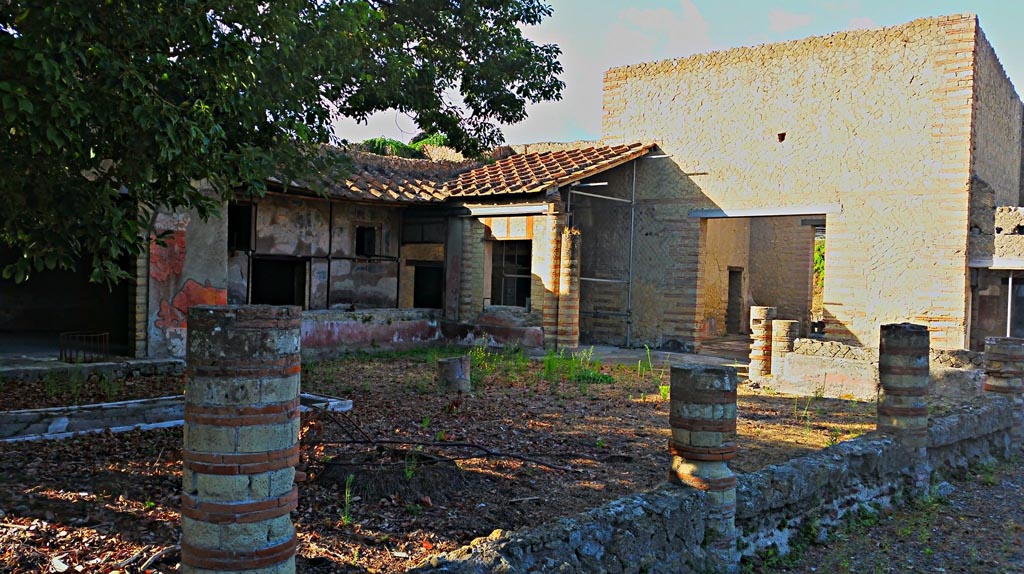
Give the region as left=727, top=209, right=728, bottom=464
left=556, top=228, right=581, bottom=350
left=181, top=305, right=302, bottom=574
left=542, top=217, right=563, bottom=349
left=748, top=306, right=776, bottom=378
left=877, top=323, right=929, bottom=449
left=669, top=364, right=739, bottom=574
left=983, top=337, right=1024, bottom=447
left=770, top=319, right=799, bottom=377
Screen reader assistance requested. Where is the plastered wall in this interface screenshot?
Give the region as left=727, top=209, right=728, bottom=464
left=147, top=206, right=228, bottom=358
left=748, top=217, right=815, bottom=330
left=458, top=210, right=561, bottom=330
left=702, top=218, right=750, bottom=338
left=227, top=194, right=402, bottom=310
left=603, top=14, right=1011, bottom=349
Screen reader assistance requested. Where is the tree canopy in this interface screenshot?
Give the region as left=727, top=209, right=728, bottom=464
left=0, top=0, right=563, bottom=283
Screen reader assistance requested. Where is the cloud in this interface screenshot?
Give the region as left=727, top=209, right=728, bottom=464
left=847, top=16, right=878, bottom=30
left=769, top=9, right=813, bottom=33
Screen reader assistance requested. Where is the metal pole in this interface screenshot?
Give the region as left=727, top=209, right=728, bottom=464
left=626, top=159, right=637, bottom=347
left=1008, top=270, right=1015, bottom=337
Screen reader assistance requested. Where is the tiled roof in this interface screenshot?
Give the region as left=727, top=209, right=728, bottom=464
left=323, top=151, right=478, bottom=203
left=276, top=142, right=655, bottom=202
left=444, top=142, right=656, bottom=197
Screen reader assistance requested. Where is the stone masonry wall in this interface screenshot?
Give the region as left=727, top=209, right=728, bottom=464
left=602, top=15, right=995, bottom=349
left=971, top=27, right=1022, bottom=208
left=572, top=164, right=633, bottom=345
left=966, top=26, right=1022, bottom=267
left=702, top=218, right=750, bottom=337
left=749, top=217, right=815, bottom=331
left=457, top=207, right=563, bottom=346
left=412, top=397, right=1016, bottom=574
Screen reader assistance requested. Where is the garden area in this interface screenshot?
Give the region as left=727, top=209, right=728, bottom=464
left=0, top=345, right=877, bottom=573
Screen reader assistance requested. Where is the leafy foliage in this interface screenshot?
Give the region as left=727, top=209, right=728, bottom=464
left=0, top=0, right=563, bottom=283
left=813, top=239, right=826, bottom=287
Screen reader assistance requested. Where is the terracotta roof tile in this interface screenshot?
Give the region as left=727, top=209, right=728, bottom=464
left=443, top=142, right=655, bottom=197
left=278, top=142, right=654, bottom=203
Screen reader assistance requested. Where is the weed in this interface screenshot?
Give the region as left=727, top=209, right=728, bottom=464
left=825, top=428, right=842, bottom=446
left=658, top=385, right=670, bottom=401
left=340, top=474, right=355, bottom=526
left=812, top=383, right=826, bottom=399
left=143, top=500, right=156, bottom=510
left=405, top=502, right=423, bottom=516
left=97, top=375, right=124, bottom=401
left=596, top=437, right=605, bottom=449
left=421, top=416, right=431, bottom=430
left=403, top=448, right=421, bottom=480
left=434, top=430, right=446, bottom=441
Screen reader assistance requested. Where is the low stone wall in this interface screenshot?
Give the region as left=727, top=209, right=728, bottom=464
left=0, top=358, right=184, bottom=384
left=301, top=309, right=443, bottom=359
left=776, top=339, right=983, bottom=400
left=301, top=308, right=545, bottom=359
left=0, top=395, right=184, bottom=441
left=412, top=396, right=1016, bottom=574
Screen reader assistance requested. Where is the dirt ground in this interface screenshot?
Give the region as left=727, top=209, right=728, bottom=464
left=1, top=345, right=877, bottom=573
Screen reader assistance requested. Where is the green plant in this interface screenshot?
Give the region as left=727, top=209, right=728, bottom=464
left=434, top=430, right=447, bottom=441
left=421, top=416, right=431, bottom=430
left=814, top=239, right=826, bottom=287
left=596, top=437, right=605, bottom=449
left=405, top=502, right=423, bottom=516
left=404, top=448, right=421, bottom=481
left=143, top=500, right=156, bottom=510
left=658, top=385, right=670, bottom=401
left=826, top=428, right=842, bottom=446
left=97, top=375, right=123, bottom=401
left=340, top=474, right=355, bottom=526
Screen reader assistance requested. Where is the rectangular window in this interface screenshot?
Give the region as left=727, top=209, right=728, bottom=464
left=250, top=258, right=307, bottom=307
left=355, top=226, right=377, bottom=257
left=227, top=203, right=253, bottom=251
left=489, top=240, right=532, bottom=307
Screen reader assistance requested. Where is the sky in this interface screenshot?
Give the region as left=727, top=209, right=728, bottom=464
left=333, top=0, right=1024, bottom=146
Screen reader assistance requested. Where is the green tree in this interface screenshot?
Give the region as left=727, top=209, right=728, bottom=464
left=0, top=0, right=563, bottom=283
left=814, top=239, right=826, bottom=287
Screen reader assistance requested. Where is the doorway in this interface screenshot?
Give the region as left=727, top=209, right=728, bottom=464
left=726, top=267, right=743, bottom=334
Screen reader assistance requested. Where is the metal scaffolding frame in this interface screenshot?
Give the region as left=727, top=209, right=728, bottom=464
left=567, top=159, right=639, bottom=346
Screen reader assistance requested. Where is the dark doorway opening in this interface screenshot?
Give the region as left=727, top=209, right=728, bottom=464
left=726, top=267, right=743, bottom=334
left=251, top=258, right=306, bottom=306
left=0, top=247, right=133, bottom=356
left=413, top=265, right=444, bottom=309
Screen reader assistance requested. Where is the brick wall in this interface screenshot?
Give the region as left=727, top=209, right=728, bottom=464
left=458, top=210, right=564, bottom=340
left=602, top=15, right=1009, bottom=349
left=702, top=218, right=750, bottom=337
left=749, top=217, right=815, bottom=331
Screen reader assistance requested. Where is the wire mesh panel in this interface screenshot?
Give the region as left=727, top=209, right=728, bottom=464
left=570, top=186, right=633, bottom=346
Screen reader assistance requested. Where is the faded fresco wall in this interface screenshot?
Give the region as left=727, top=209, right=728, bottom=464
left=147, top=208, right=228, bottom=358
left=603, top=14, right=1003, bottom=349
left=226, top=193, right=403, bottom=310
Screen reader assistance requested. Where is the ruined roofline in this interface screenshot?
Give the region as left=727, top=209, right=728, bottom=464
left=603, top=12, right=980, bottom=79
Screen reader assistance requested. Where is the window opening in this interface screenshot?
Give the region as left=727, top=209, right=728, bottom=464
left=227, top=203, right=253, bottom=251
left=355, top=226, right=378, bottom=257
left=490, top=240, right=532, bottom=307
left=251, top=258, right=307, bottom=307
